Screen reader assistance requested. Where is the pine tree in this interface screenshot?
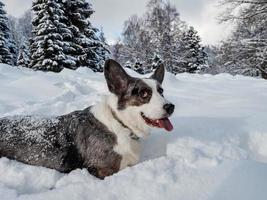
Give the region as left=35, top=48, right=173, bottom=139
left=63, top=0, right=109, bottom=72
left=29, top=0, right=70, bottom=72
left=17, top=42, right=30, bottom=67
left=176, top=26, right=207, bottom=74
left=79, top=19, right=109, bottom=72
left=60, top=0, right=84, bottom=69
left=0, top=1, right=14, bottom=65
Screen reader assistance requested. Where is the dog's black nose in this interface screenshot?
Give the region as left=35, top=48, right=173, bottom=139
left=163, top=103, right=175, bottom=115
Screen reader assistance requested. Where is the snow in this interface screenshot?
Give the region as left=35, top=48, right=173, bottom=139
left=0, top=64, right=267, bottom=200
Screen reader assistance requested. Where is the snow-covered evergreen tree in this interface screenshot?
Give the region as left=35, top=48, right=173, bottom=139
left=175, top=26, right=207, bottom=74
left=79, top=23, right=109, bottom=72
left=200, top=45, right=220, bottom=75
left=63, top=0, right=109, bottom=72
left=17, top=42, right=30, bottom=67
left=60, top=0, right=84, bottom=69
left=0, top=1, right=14, bottom=65
left=30, top=0, right=72, bottom=72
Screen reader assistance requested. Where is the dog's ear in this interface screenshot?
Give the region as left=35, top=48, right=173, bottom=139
left=104, top=59, right=131, bottom=95
left=151, top=64, right=165, bottom=84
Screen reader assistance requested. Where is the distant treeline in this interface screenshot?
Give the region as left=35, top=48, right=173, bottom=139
left=0, top=0, right=266, bottom=79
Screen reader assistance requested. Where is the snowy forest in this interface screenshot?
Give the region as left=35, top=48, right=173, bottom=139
left=0, top=0, right=266, bottom=79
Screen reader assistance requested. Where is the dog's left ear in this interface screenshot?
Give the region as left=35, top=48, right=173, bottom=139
left=104, top=59, right=132, bottom=96
left=151, top=64, right=165, bottom=84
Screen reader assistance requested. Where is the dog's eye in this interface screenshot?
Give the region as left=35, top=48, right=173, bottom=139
left=139, top=89, right=149, bottom=98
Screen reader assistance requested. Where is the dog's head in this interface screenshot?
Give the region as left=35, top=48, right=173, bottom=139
left=104, top=59, right=174, bottom=132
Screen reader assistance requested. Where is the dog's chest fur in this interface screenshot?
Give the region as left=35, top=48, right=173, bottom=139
left=91, top=98, right=142, bottom=170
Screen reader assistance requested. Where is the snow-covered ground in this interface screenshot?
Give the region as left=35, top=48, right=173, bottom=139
left=0, top=64, right=267, bottom=200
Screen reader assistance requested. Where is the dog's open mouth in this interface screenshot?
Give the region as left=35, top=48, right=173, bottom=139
left=141, top=112, right=173, bottom=132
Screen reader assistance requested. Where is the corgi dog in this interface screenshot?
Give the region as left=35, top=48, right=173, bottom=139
left=0, top=59, right=175, bottom=179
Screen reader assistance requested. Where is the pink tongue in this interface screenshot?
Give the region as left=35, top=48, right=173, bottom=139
left=158, top=118, right=173, bottom=132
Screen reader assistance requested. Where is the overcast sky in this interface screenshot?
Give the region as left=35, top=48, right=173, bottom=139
left=2, top=0, right=232, bottom=45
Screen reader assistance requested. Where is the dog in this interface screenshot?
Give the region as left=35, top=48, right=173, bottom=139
left=0, top=59, right=175, bottom=179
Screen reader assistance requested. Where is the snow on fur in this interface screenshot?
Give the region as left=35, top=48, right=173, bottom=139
left=0, top=64, right=267, bottom=200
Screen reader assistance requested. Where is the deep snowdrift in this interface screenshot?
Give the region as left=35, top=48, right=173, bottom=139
left=0, top=64, right=267, bottom=200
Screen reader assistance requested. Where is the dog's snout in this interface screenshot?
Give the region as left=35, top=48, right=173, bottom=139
left=163, top=103, right=175, bottom=115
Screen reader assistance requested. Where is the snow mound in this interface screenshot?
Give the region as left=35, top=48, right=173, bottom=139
left=0, top=65, right=267, bottom=200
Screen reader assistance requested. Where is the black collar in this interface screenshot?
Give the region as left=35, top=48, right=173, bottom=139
left=109, top=107, right=140, bottom=141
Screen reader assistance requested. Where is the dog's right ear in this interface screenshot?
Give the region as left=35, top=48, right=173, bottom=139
left=104, top=59, right=131, bottom=96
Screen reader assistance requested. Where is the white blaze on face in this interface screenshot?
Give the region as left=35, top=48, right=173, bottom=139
left=139, top=79, right=168, bottom=119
